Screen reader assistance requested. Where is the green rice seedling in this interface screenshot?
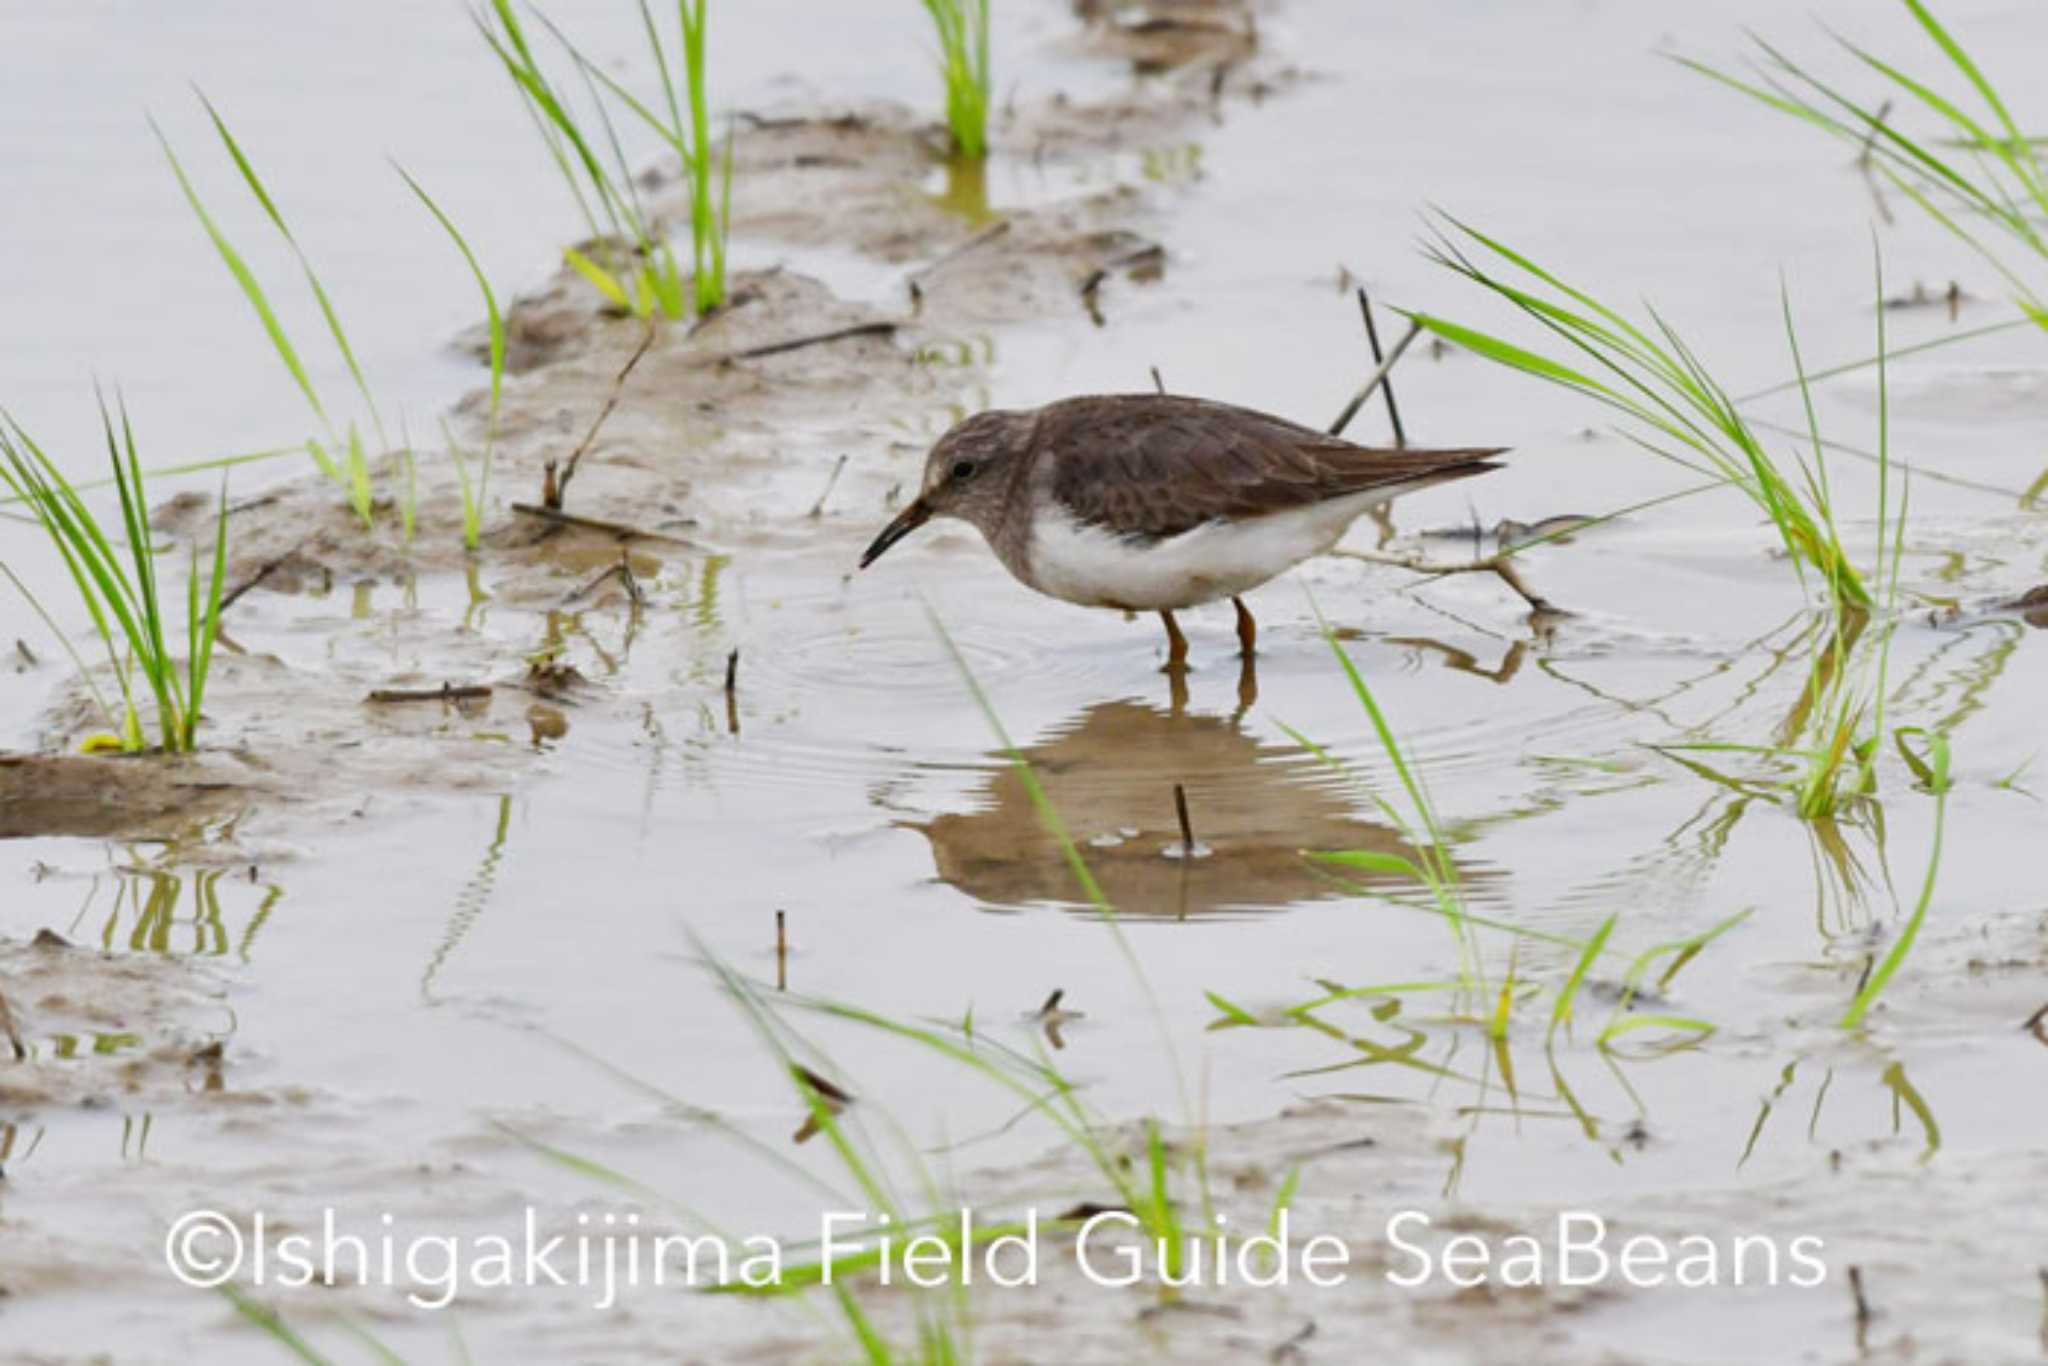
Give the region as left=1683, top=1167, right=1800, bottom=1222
left=1590, top=909, right=1748, bottom=1052
left=525, top=940, right=1028, bottom=1353
left=155, top=95, right=386, bottom=527
left=303, top=426, right=374, bottom=529
left=475, top=0, right=677, bottom=317
left=1546, top=912, right=1617, bottom=1044
left=749, top=973, right=1213, bottom=1312
left=568, top=0, right=731, bottom=312
left=1647, top=613, right=1905, bottom=821
left=396, top=166, right=505, bottom=439
left=1283, top=615, right=1484, bottom=991
left=1683, top=0, right=2048, bottom=329
left=398, top=166, right=505, bottom=549
left=1841, top=730, right=1950, bottom=1029
left=920, top=0, right=993, bottom=160
left=213, top=1282, right=330, bottom=1363
left=1240, top=621, right=1758, bottom=1057
left=478, top=0, right=732, bottom=318
left=702, top=951, right=979, bottom=1359
left=0, top=443, right=299, bottom=510
left=444, top=420, right=490, bottom=554
left=397, top=424, right=419, bottom=546
left=674, top=0, right=731, bottom=312
left=1646, top=252, right=1913, bottom=821
left=0, top=398, right=228, bottom=754
left=1413, top=218, right=1876, bottom=613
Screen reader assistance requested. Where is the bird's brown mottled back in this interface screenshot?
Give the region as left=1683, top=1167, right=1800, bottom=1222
left=1029, top=394, right=1503, bottom=540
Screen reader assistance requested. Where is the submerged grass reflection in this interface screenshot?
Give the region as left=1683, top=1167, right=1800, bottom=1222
left=70, top=863, right=285, bottom=962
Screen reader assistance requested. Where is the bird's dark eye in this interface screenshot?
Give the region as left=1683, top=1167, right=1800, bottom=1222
left=950, top=459, right=977, bottom=482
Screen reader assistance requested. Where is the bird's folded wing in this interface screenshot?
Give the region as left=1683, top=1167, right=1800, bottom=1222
left=1041, top=396, right=1503, bottom=540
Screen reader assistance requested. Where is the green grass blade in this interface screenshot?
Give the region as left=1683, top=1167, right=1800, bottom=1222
left=214, top=1283, right=332, bottom=1364
left=1840, top=732, right=1949, bottom=1027
left=1597, top=1013, right=1717, bottom=1049
left=1547, top=911, right=1617, bottom=1044
left=0, top=560, right=119, bottom=732
left=1900, top=0, right=2024, bottom=154
left=194, top=91, right=389, bottom=445
left=563, top=245, right=631, bottom=309
left=395, top=164, right=504, bottom=433
left=345, top=424, right=372, bottom=528
left=151, top=118, right=325, bottom=424
left=832, top=1283, right=893, bottom=1365
left=1306, top=849, right=1428, bottom=882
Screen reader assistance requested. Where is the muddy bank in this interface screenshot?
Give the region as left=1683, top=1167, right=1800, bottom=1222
left=14, top=54, right=1298, bottom=840
left=0, top=931, right=235, bottom=1109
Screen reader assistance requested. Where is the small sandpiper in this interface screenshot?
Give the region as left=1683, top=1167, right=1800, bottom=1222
left=860, top=394, right=1505, bottom=666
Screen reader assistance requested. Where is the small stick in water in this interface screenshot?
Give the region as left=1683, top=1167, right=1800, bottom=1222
left=1151, top=366, right=1167, bottom=396
left=0, top=984, right=23, bottom=1060
left=1858, top=98, right=1893, bottom=171
left=1357, top=289, right=1407, bottom=447
left=1327, top=320, right=1420, bottom=438
left=1848, top=1265, right=1873, bottom=1347
left=790, top=1063, right=853, bottom=1144
left=616, top=548, right=645, bottom=608
left=720, top=321, right=897, bottom=364
left=510, top=503, right=695, bottom=546
left=1165, top=782, right=1210, bottom=861
left=565, top=550, right=646, bottom=607
left=219, top=548, right=300, bottom=612
left=775, top=910, right=788, bottom=992
left=808, top=454, right=850, bottom=519
left=1857, top=100, right=1897, bottom=226
left=367, top=683, right=493, bottom=704
left=724, top=648, right=741, bottom=736
left=909, top=219, right=1010, bottom=286
left=554, top=319, right=658, bottom=509
left=1034, top=988, right=1082, bottom=1050
left=2022, top=1001, right=2047, bottom=1044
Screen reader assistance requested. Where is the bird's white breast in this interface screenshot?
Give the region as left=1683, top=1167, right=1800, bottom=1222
left=1025, top=490, right=1389, bottom=611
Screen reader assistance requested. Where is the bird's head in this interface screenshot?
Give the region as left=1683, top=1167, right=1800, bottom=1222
left=859, top=409, right=1031, bottom=568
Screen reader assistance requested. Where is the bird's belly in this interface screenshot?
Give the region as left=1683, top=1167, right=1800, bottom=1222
left=1025, top=498, right=1375, bottom=611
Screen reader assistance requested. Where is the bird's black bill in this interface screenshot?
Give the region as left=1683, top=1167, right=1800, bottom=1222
left=858, top=499, right=932, bottom=569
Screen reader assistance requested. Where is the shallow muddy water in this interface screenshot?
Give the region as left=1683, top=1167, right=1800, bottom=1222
left=3, top=1, right=2047, bottom=1361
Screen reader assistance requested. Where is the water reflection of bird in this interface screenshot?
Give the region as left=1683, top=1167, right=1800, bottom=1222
left=907, top=698, right=1431, bottom=917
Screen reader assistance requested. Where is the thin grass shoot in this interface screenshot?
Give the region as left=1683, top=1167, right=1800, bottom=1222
left=0, top=399, right=228, bottom=754
left=920, top=0, right=993, bottom=160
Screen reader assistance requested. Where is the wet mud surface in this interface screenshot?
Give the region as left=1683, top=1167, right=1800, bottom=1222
left=4, top=0, right=2048, bottom=1361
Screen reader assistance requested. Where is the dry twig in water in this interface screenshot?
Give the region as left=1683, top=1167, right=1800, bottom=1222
left=724, top=647, right=741, bottom=735
left=1356, top=289, right=1407, bottom=446
left=366, top=683, right=493, bottom=704
left=567, top=549, right=646, bottom=607
left=511, top=503, right=695, bottom=546
left=774, top=909, right=788, bottom=991
left=0, top=985, right=24, bottom=1060
left=549, top=319, right=659, bottom=511
left=807, top=454, right=849, bottom=519
left=907, top=219, right=1011, bottom=304
left=1326, top=320, right=1420, bottom=438
left=717, top=321, right=897, bottom=364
